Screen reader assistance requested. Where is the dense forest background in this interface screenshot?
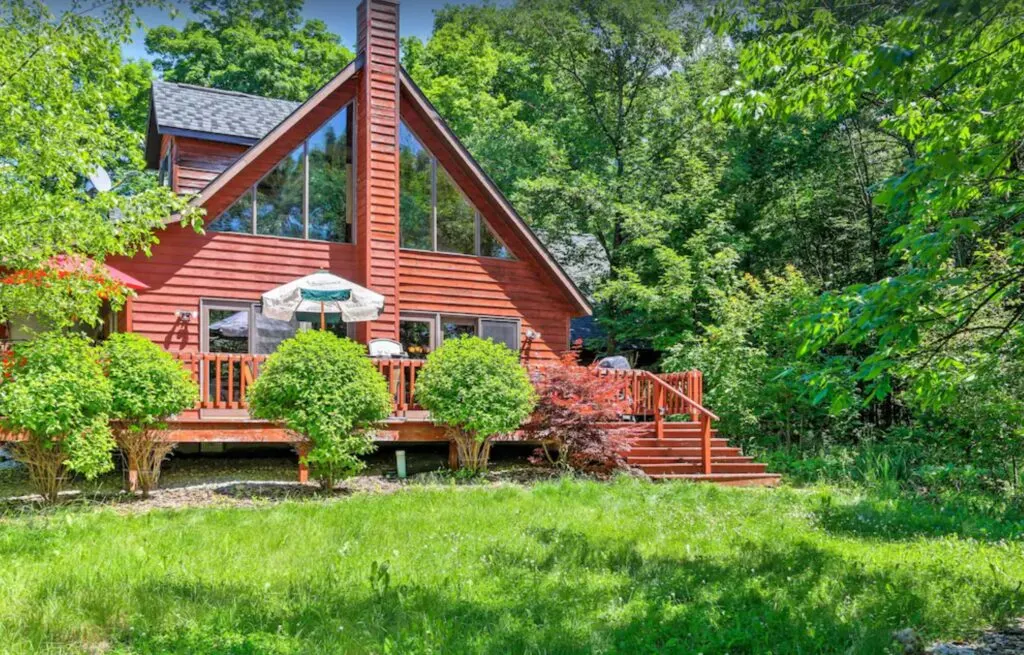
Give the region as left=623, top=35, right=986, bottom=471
left=4, top=0, right=1023, bottom=491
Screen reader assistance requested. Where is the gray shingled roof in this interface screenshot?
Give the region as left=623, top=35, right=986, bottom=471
left=151, top=80, right=300, bottom=143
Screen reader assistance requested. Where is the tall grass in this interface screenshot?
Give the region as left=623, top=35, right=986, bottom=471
left=0, top=478, right=1022, bottom=654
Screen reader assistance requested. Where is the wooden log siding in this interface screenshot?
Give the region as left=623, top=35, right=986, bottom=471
left=355, top=0, right=401, bottom=342
left=172, top=137, right=247, bottom=195
left=107, top=227, right=361, bottom=353
left=398, top=250, right=572, bottom=361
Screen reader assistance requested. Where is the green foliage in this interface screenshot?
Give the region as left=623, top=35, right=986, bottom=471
left=145, top=0, right=354, bottom=100
left=101, top=333, right=198, bottom=426
left=0, top=481, right=1022, bottom=652
left=416, top=336, right=536, bottom=442
left=100, top=333, right=198, bottom=496
left=0, top=332, right=114, bottom=480
left=0, top=0, right=200, bottom=331
left=710, top=0, right=1024, bottom=411
left=664, top=267, right=861, bottom=447
left=247, top=331, right=391, bottom=486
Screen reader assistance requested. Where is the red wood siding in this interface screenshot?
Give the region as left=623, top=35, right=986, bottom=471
left=399, top=250, right=572, bottom=361
left=172, top=137, right=247, bottom=195
left=355, top=0, right=401, bottom=341
left=108, top=226, right=359, bottom=352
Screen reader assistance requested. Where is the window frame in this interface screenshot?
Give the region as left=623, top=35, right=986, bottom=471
left=209, top=103, right=356, bottom=244
left=158, top=147, right=173, bottom=188
left=398, top=122, right=515, bottom=261
left=399, top=312, right=522, bottom=353
left=200, top=299, right=257, bottom=355
left=200, top=298, right=355, bottom=356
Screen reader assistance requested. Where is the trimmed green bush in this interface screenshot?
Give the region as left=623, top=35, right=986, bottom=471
left=101, top=333, right=199, bottom=496
left=247, top=330, right=392, bottom=488
left=416, top=336, right=536, bottom=473
left=0, top=332, right=114, bottom=502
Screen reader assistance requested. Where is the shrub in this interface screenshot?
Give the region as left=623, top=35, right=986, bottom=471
left=247, top=330, right=392, bottom=489
left=0, top=332, right=114, bottom=502
left=101, top=333, right=198, bottom=497
left=416, top=336, right=536, bottom=473
left=528, top=350, right=637, bottom=476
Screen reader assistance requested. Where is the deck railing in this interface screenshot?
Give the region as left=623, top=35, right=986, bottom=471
left=171, top=352, right=705, bottom=425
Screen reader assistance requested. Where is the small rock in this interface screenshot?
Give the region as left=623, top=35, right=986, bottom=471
left=895, top=628, right=925, bottom=655
left=930, top=645, right=975, bottom=655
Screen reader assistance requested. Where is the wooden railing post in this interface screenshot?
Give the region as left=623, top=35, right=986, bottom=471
left=654, top=382, right=664, bottom=440
left=701, top=413, right=712, bottom=475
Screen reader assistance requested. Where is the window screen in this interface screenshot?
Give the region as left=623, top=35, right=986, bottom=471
left=480, top=319, right=519, bottom=351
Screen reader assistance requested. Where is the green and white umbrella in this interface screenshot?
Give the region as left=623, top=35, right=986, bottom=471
left=261, top=271, right=385, bottom=328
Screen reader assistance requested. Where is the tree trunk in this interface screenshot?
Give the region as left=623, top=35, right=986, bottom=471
left=452, top=430, right=492, bottom=473
left=116, top=427, right=175, bottom=498
left=9, top=440, right=67, bottom=504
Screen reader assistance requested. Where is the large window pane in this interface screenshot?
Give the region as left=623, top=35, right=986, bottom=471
left=400, top=122, right=432, bottom=249
left=253, top=312, right=297, bottom=355
left=308, top=108, right=351, bottom=242
left=435, top=167, right=475, bottom=255
left=480, top=220, right=512, bottom=259
left=209, top=190, right=253, bottom=234
left=256, top=144, right=304, bottom=239
left=207, top=308, right=250, bottom=354
left=441, top=316, right=477, bottom=341
left=400, top=318, right=434, bottom=359
left=480, top=319, right=519, bottom=351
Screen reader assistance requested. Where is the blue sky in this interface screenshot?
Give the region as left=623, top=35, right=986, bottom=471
left=46, top=0, right=494, bottom=61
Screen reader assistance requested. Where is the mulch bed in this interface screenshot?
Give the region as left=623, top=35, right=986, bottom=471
left=0, top=465, right=575, bottom=515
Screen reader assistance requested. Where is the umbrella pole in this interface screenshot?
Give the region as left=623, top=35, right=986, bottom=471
left=320, top=301, right=326, bottom=330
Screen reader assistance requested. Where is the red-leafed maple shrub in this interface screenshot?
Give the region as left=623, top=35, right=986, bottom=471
left=528, top=349, right=638, bottom=476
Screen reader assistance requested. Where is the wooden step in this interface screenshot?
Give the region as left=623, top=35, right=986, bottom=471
left=634, top=461, right=768, bottom=475
left=626, top=455, right=755, bottom=465
left=629, top=438, right=730, bottom=448
left=648, top=473, right=781, bottom=487
left=627, top=446, right=741, bottom=458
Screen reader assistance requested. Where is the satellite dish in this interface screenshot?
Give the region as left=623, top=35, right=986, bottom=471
left=86, top=166, right=112, bottom=194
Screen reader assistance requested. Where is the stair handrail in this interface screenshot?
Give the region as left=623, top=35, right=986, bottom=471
left=642, top=371, right=718, bottom=421
left=642, top=371, right=716, bottom=475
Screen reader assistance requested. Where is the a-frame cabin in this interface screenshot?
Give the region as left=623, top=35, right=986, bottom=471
left=99, top=0, right=777, bottom=484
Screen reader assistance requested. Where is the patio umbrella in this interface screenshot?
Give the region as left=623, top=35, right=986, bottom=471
left=260, top=271, right=385, bottom=329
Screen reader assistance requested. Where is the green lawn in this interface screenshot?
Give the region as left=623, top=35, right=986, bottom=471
left=1, top=478, right=1022, bottom=654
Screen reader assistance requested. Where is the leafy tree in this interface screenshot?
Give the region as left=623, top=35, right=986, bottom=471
left=664, top=267, right=860, bottom=448
left=711, top=0, right=1024, bottom=411
left=101, top=333, right=199, bottom=497
left=0, top=333, right=114, bottom=503
left=416, top=336, right=536, bottom=473
left=0, top=0, right=198, bottom=332
left=247, top=331, right=391, bottom=489
left=145, top=0, right=354, bottom=100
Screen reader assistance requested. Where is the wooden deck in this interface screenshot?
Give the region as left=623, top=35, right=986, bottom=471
left=1, top=349, right=777, bottom=485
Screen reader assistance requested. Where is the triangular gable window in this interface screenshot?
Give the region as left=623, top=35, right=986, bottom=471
left=208, top=105, right=353, bottom=243
left=399, top=121, right=513, bottom=259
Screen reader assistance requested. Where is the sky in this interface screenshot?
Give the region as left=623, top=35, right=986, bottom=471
left=45, top=0, right=494, bottom=61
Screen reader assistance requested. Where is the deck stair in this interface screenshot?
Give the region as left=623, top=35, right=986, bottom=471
left=621, top=422, right=779, bottom=485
